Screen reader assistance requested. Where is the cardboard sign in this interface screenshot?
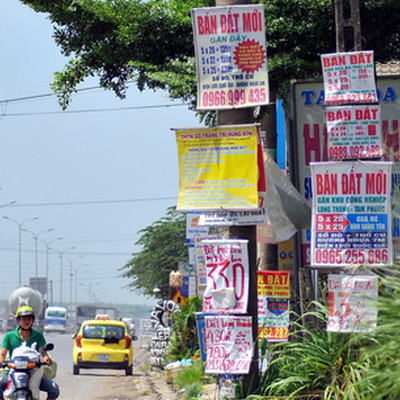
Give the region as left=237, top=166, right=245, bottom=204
left=328, top=274, right=378, bottom=332
left=201, top=239, right=249, bottom=313
left=204, top=315, right=253, bottom=374
left=192, top=4, right=269, bottom=110
left=310, top=161, right=392, bottom=267
left=321, top=51, right=377, bottom=105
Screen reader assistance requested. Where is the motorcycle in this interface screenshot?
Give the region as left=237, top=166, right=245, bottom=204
left=1, top=343, right=54, bottom=400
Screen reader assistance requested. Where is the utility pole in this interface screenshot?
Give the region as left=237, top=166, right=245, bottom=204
left=214, top=0, right=274, bottom=395
left=334, top=0, right=362, bottom=51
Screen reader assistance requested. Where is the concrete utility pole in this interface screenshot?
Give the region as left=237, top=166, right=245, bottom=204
left=334, top=0, right=362, bottom=51
left=214, top=0, right=276, bottom=394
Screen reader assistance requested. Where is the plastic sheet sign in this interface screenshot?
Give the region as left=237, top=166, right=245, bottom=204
left=201, top=239, right=249, bottom=313
left=310, top=161, right=392, bottom=267
left=257, top=271, right=290, bottom=297
left=175, top=125, right=261, bottom=211
left=192, top=4, right=269, bottom=110
left=328, top=274, right=378, bottom=333
left=321, top=51, right=377, bottom=105
left=326, top=105, right=382, bottom=160
left=204, top=315, right=253, bottom=374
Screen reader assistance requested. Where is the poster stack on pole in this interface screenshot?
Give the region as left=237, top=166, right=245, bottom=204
left=308, top=50, right=392, bottom=332
left=172, top=3, right=271, bottom=396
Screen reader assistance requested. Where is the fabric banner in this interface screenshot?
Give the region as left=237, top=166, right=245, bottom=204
left=192, top=4, right=269, bottom=110
left=310, top=161, right=392, bottom=267
left=175, top=125, right=261, bottom=211
left=321, top=51, right=377, bottom=105
left=204, top=315, right=253, bottom=374
left=201, top=239, right=249, bottom=313
left=328, top=274, right=378, bottom=332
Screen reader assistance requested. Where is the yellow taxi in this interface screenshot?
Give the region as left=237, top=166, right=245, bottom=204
left=72, top=316, right=133, bottom=375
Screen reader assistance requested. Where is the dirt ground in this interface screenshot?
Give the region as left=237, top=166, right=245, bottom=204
left=58, top=343, right=218, bottom=400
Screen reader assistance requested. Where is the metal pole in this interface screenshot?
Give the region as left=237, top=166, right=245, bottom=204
left=3, top=216, right=39, bottom=286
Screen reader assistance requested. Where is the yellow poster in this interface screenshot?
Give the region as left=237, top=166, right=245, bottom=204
left=175, top=125, right=260, bottom=211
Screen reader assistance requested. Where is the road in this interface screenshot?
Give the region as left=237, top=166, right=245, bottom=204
left=0, top=332, right=177, bottom=400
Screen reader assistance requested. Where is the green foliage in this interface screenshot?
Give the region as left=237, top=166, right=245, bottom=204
left=167, top=295, right=203, bottom=361
left=19, top=0, right=400, bottom=109
left=355, top=266, right=400, bottom=400
left=252, top=303, right=373, bottom=400
left=249, top=267, right=400, bottom=400
left=119, top=207, right=187, bottom=299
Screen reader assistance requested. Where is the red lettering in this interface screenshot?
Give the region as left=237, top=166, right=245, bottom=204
left=382, top=119, right=400, bottom=161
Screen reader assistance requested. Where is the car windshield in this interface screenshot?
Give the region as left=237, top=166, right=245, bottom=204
left=82, top=324, right=125, bottom=340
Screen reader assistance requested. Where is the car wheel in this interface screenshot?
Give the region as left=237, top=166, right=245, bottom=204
left=73, top=365, right=80, bottom=375
left=125, top=365, right=133, bottom=376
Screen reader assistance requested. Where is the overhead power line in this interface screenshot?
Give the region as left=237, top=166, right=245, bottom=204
left=0, top=84, right=193, bottom=117
left=10, top=196, right=177, bottom=207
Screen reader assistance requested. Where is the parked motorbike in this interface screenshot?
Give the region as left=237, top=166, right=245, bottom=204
left=1, top=343, right=54, bottom=400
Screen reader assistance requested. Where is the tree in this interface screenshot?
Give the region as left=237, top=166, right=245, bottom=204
left=19, top=0, right=400, bottom=109
left=120, top=207, right=188, bottom=299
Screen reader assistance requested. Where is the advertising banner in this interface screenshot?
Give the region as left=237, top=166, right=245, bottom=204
left=310, top=161, right=392, bottom=267
left=175, top=125, right=261, bottom=211
left=291, top=77, right=400, bottom=264
left=204, top=315, right=253, bottom=374
left=328, top=274, right=378, bottom=332
left=321, top=51, right=377, bottom=105
left=258, top=298, right=289, bottom=342
left=192, top=4, right=269, bottom=109
left=326, top=105, right=382, bottom=160
left=257, top=270, right=290, bottom=297
left=257, top=271, right=290, bottom=342
left=201, top=239, right=249, bottom=313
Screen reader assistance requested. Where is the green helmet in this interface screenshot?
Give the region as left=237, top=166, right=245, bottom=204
left=16, top=305, right=35, bottom=321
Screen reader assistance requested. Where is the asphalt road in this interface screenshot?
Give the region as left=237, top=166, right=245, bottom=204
left=0, top=332, right=154, bottom=400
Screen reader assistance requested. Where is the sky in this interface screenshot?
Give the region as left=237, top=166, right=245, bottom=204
left=0, top=0, right=200, bottom=308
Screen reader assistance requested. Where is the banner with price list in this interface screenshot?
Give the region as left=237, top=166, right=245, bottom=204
left=321, top=51, right=377, bottom=105
left=328, top=274, right=378, bottom=333
left=326, top=105, right=383, bottom=160
left=310, top=161, right=392, bottom=268
left=192, top=4, right=269, bottom=110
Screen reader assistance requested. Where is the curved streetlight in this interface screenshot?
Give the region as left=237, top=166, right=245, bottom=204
left=52, top=246, right=75, bottom=305
left=41, top=237, right=63, bottom=302
left=3, top=215, right=39, bottom=286
left=22, top=228, right=53, bottom=279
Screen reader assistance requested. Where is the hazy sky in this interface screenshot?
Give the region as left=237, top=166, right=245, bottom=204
left=0, top=0, right=200, bottom=307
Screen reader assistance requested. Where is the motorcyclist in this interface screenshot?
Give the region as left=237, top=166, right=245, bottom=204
left=0, top=306, right=60, bottom=400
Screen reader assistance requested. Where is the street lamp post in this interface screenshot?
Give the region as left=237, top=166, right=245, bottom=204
left=22, top=228, right=53, bottom=279
left=3, top=215, right=39, bottom=286
left=41, top=236, right=63, bottom=302
left=66, top=256, right=84, bottom=306
left=53, top=246, right=75, bottom=305
left=74, top=263, right=89, bottom=305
